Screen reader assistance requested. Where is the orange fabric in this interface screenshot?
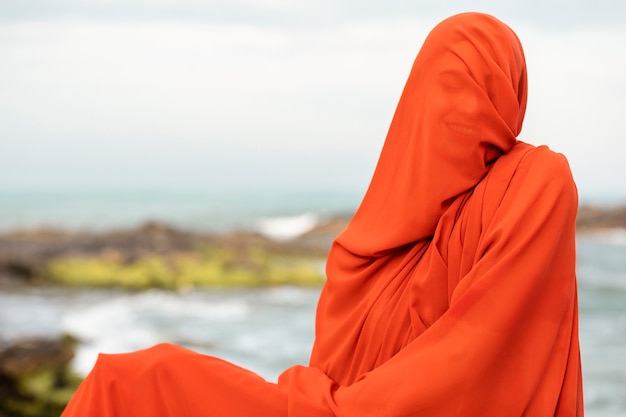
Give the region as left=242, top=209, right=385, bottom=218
left=62, top=12, right=583, bottom=417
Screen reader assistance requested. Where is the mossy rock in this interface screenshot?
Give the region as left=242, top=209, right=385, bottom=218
left=0, top=368, right=82, bottom=417
left=45, top=244, right=326, bottom=290
left=0, top=336, right=83, bottom=417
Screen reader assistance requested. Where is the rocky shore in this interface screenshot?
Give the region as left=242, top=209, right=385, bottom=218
left=0, top=216, right=351, bottom=416
left=575, top=205, right=626, bottom=229
left=0, top=215, right=350, bottom=290
left=0, top=336, right=81, bottom=417
left=1, top=206, right=624, bottom=290
left=0, top=206, right=624, bottom=416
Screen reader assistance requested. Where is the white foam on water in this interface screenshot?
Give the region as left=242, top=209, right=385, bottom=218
left=601, top=228, right=626, bottom=246
left=254, top=213, right=319, bottom=241
left=61, top=289, right=253, bottom=375
left=259, top=285, right=322, bottom=306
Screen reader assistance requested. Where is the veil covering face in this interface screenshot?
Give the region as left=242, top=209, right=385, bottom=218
left=61, top=12, right=583, bottom=417
left=337, top=12, right=528, bottom=258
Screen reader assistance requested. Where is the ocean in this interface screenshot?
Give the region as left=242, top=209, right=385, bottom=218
left=0, top=189, right=624, bottom=415
left=0, top=188, right=363, bottom=234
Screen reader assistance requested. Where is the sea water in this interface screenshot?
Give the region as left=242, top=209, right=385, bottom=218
left=576, top=231, right=626, bottom=415
left=0, top=188, right=362, bottom=233
left=0, top=286, right=320, bottom=382
left=0, top=190, right=625, bottom=415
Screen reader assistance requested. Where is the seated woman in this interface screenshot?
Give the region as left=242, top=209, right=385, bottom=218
left=62, top=12, right=584, bottom=417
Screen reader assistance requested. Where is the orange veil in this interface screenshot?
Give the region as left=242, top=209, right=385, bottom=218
left=62, top=12, right=583, bottom=417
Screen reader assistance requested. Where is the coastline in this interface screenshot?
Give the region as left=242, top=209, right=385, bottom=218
left=575, top=205, right=626, bottom=230
left=0, top=215, right=351, bottom=290
left=1, top=205, right=624, bottom=290
left=0, top=206, right=624, bottom=416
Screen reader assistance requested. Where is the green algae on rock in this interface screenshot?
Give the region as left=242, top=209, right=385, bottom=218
left=0, top=336, right=82, bottom=417
left=0, top=219, right=352, bottom=289
left=45, top=244, right=326, bottom=290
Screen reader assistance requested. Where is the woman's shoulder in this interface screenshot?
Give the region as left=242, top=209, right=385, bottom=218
left=477, top=142, right=578, bottom=220
left=496, top=141, right=576, bottom=192
left=518, top=143, right=576, bottom=192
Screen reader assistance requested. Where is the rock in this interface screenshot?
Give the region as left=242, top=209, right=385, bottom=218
left=577, top=206, right=626, bottom=229
left=0, top=219, right=344, bottom=288
left=2, top=205, right=624, bottom=289
left=0, top=336, right=82, bottom=417
left=0, top=337, right=74, bottom=378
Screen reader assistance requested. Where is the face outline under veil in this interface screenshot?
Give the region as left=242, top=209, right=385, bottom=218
left=332, top=12, right=528, bottom=258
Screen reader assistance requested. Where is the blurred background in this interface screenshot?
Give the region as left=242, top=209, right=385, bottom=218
left=0, top=1, right=625, bottom=416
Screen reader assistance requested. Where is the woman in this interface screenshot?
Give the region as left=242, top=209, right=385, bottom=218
left=62, top=12, right=583, bottom=416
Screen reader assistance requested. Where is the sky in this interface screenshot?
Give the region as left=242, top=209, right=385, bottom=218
left=1, top=0, right=625, bottom=202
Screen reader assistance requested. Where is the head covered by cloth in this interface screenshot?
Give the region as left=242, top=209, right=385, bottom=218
left=339, top=12, right=528, bottom=257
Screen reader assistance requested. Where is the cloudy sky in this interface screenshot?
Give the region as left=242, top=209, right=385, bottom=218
left=1, top=0, right=625, bottom=202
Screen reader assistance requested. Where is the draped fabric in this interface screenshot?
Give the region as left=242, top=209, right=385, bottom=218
left=308, top=11, right=528, bottom=385
left=61, top=12, right=583, bottom=417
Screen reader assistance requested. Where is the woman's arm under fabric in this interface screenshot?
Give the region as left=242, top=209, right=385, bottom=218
left=62, top=343, right=289, bottom=417
left=279, top=146, right=582, bottom=417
